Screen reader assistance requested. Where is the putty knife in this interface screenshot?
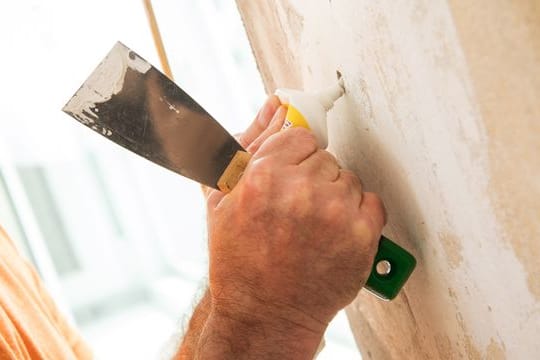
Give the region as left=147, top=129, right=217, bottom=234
left=63, top=42, right=415, bottom=300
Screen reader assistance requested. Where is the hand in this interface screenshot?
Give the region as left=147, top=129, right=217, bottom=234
left=177, top=95, right=283, bottom=360
left=201, top=96, right=386, bottom=358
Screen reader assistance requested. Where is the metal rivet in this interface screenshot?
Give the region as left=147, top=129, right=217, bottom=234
left=376, top=260, right=392, bottom=276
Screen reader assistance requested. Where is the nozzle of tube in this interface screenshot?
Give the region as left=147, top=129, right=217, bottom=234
left=275, top=75, right=345, bottom=148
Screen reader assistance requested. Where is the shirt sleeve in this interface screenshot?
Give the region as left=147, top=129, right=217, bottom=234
left=0, top=226, right=93, bottom=360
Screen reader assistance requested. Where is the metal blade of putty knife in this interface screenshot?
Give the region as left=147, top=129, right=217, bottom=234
left=63, top=42, right=249, bottom=192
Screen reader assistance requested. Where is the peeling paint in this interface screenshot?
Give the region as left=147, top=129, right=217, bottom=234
left=435, top=335, right=453, bottom=359
left=278, top=0, right=304, bottom=49
left=456, top=311, right=481, bottom=360
left=486, top=338, right=506, bottom=360
left=439, top=232, right=463, bottom=269
left=447, top=0, right=540, bottom=301
left=236, top=0, right=540, bottom=357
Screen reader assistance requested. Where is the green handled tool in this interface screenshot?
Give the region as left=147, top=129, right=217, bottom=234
left=366, top=236, right=416, bottom=300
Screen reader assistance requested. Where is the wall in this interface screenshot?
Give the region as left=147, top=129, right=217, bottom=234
left=235, top=1, right=540, bottom=358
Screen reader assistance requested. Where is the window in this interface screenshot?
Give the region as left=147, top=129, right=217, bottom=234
left=0, top=1, right=360, bottom=358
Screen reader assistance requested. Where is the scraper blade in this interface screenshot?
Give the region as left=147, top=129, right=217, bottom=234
left=63, top=42, right=246, bottom=191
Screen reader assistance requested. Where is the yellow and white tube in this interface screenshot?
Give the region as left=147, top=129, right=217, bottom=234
left=275, top=79, right=344, bottom=149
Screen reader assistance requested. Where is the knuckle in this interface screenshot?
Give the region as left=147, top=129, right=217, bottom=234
left=364, top=192, right=387, bottom=225
left=316, top=150, right=338, bottom=165
left=353, top=217, right=379, bottom=248
left=287, top=127, right=318, bottom=152
left=242, top=158, right=273, bottom=194
left=339, top=170, right=363, bottom=192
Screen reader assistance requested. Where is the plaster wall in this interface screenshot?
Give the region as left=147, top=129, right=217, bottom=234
left=236, top=1, right=540, bottom=358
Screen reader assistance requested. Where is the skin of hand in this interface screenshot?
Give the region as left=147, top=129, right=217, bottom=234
left=179, top=95, right=386, bottom=359
left=175, top=95, right=283, bottom=359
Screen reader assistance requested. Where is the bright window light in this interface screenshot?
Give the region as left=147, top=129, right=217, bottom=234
left=0, top=1, right=359, bottom=358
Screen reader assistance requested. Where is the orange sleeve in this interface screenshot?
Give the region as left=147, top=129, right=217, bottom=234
left=26, top=262, right=93, bottom=359
left=0, top=225, right=92, bottom=359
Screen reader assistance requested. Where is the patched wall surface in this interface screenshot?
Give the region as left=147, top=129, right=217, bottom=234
left=236, top=0, right=540, bottom=358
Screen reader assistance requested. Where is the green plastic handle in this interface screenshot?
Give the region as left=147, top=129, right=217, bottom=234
left=364, top=236, right=416, bottom=300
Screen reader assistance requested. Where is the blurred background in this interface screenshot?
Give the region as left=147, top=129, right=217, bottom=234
left=0, top=1, right=360, bottom=358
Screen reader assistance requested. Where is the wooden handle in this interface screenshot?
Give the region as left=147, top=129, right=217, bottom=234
left=142, top=0, right=174, bottom=80
left=217, top=151, right=251, bottom=193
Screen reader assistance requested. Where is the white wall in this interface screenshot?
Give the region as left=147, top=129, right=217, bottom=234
left=236, top=0, right=540, bottom=358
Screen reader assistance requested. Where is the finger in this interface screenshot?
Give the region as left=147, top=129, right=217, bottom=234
left=238, top=95, right=281, bottom=149
left=254, top=127, right=318, bottom=165
left=247, top=105, right=287, bottom=154
left=358, top=192, right=387, bottom=233
left=335, top=169, right=363, bottom=206
left=201, top=184, right=213, bottom=199
left=206, top=187, right=226, bottom=211
left=202, top=98, right=279, bottom=200
left=299, top=149, right=340, bottom=181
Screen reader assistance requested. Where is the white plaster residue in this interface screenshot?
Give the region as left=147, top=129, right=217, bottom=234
left=275, top=0, right=304, bottom=52
left=274, top=0, right=540, bottom=357
left=62, top=42, right=151, bottom=128
left=160, top=97, right=181, bottom=115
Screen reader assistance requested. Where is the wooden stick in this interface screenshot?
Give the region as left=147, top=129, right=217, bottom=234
left=217, top=151, right=252, bottom=193
left=142, top=0, right=174, bottom=80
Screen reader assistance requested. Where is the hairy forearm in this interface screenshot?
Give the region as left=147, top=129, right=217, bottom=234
left=174, top=290, right=211, bottom=359
left=194, top=301, right=326, bottom=360
left=174, top=291, right=325, bottom=359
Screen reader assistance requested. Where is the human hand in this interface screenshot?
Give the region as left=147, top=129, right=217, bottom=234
left=178, top=96, right=284, bottom=360
left=203, top=96, right=386, bottom=352
left=195, top=94, right=387, bottom=359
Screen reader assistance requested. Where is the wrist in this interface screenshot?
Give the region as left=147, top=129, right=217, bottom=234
left=175, top=290, right=211, bottom=359
left=197, top=299, right=326, bottom=359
